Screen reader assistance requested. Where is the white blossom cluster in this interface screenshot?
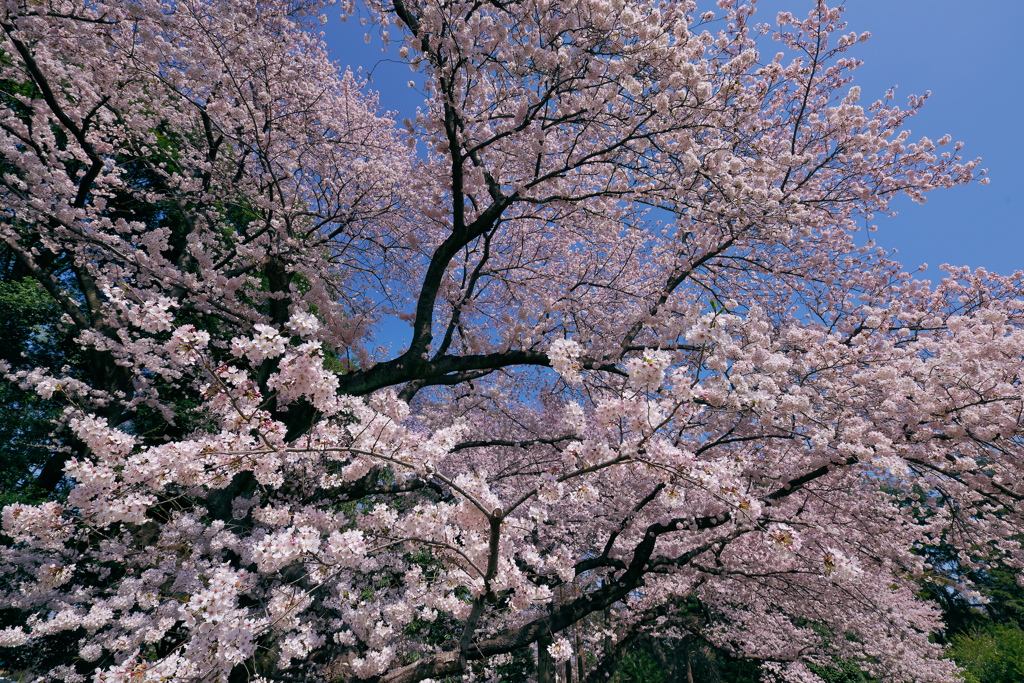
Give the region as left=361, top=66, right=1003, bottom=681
left=624, top=349, right=673, bottom=391
left=547, top=338, right=583, bottom=384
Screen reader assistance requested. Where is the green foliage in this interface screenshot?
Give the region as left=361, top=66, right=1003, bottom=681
left=0, top=277, right=80, bottom=369
left=886, top=481, right=1024, bottom=683
left=602, top=638, right=878, bottom=683
left=946, top=625, right=1024, bottom=683
left=0, top=278, right=78, bottom=505
left=608, top=648, right=667, bottom=683
left=604, top=635, right=762, bottom=683
left=916, top=543, right=1024, bottom=642
left=912, top=530, right=1024, bottom=682
left=0, top=382, right=61, bottom=506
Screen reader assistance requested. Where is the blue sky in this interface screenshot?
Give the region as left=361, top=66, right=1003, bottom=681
left=323, top=1, right=1024, bottom=278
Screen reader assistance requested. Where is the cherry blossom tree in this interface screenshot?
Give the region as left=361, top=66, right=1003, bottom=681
left=1, top=1, right=1020, bottom=682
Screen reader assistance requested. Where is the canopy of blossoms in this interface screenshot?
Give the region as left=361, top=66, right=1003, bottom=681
left=0, top=1, right=1018, bottom=683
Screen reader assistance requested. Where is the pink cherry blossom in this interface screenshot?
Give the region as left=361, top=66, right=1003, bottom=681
left=0, top=1, right=1013, bottom=683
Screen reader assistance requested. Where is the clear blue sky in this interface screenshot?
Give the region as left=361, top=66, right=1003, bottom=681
left=323, top=1, right=1024, bottom=277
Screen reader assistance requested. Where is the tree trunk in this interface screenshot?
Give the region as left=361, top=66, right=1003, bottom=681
left=537, top=632, right=553, bottom=683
